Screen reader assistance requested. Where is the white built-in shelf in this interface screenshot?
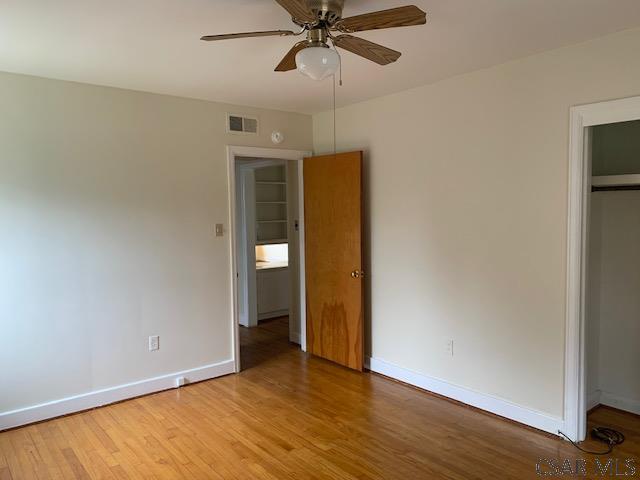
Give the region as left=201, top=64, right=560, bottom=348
left=255, top=164, right=288, bottom=245
left=592, top=174, right=640, bottom=187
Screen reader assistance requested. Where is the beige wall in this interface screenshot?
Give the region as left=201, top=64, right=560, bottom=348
left=313, top=27, right=640, bottom=417
left=587, top=191, right=640, bottom=412
left=0, top=71, right=312, bottom=413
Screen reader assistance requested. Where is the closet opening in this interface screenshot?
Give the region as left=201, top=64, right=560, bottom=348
left=584, top=119, right=640, bottom=446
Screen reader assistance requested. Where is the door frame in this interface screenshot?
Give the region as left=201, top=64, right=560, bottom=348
left=564, top=95, right=640, bottom=441
left=227, top=145, right=312, bottom=373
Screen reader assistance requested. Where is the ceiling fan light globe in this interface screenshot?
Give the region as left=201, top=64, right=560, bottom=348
left=295, top=47, right=339, bottom=81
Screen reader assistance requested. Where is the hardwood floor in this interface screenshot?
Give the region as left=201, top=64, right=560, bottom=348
left=1, top=316, right=638, bottom=479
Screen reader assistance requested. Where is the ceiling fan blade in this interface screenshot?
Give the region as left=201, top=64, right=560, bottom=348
left=201, top=30, right=296, bottom=41
left=275, top=41, right=309, bottom=71
left=333, top=35, right=401, bottom=65
left=274, top=0, right=317, bottom=24
left=334, top=5, right=426, bottom=33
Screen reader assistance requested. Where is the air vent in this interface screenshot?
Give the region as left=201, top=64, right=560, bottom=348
left=227, top=114, right=258, bottom=135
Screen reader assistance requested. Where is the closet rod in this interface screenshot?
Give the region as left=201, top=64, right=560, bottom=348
left=592, top=185, right=640, bottom=192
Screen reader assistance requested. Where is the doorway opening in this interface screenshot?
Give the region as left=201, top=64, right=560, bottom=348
left=227, top=146, right=310, bottom=372
left=565, top=95, right=640, bottom=442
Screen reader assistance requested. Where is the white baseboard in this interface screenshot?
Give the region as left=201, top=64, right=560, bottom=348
left=258, top=309, right=289, bottom=321
left=600, top=391, right=640, bottom=416
left=290, top=331, right=301, bottom=345
left=0, top=359, right=235, bottom=431
left=366, top=357, right=564, bottom=436
left=587, top=390, right=602, bottom=411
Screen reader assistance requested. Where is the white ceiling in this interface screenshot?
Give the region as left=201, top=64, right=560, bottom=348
left=2, top=0, right=640, bottom=114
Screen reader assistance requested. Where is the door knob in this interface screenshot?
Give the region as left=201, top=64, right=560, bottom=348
left=351, top=270, right=365, bottom=278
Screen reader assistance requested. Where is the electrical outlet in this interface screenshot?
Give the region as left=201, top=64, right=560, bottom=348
left=446, top=340, right=454, bottom=356
left=149, top=335, right=159, bottom=352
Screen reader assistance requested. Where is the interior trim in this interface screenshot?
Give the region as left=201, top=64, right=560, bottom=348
left=366, top=356, right=564, bottom=436
left=0, top=359, right=235, bottom=431
left=599, top=391, right=640, bottom=416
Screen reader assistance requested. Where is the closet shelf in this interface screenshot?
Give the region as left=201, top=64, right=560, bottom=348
left=592, top=174, right=640, bottom=188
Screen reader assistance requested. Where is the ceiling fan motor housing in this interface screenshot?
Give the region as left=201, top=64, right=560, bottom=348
left=307, top=0, right=344, bottom=24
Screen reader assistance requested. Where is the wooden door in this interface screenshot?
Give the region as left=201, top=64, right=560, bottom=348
left=304, top=151, right=364, bottom=371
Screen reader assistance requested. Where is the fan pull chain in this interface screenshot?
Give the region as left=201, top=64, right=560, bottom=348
left=333, top=72, right=337, bottom=156
left=334, top=43, right=343, bottom=86
left=332, top=43, right=342, bottom=156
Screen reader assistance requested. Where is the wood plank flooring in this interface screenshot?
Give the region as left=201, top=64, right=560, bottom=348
left=1, top=316, right=638, bottom=479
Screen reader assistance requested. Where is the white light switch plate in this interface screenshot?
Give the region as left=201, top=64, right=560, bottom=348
left=149, top=335, right=159, bottom=351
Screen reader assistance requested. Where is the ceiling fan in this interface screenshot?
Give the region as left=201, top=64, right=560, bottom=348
left=201, top=0, right=427, bottom=80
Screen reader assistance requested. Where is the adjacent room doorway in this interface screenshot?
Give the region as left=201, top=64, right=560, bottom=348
left=228, top=146, right=309, bottom=372
left=228, top=147, right=366, bottom=372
